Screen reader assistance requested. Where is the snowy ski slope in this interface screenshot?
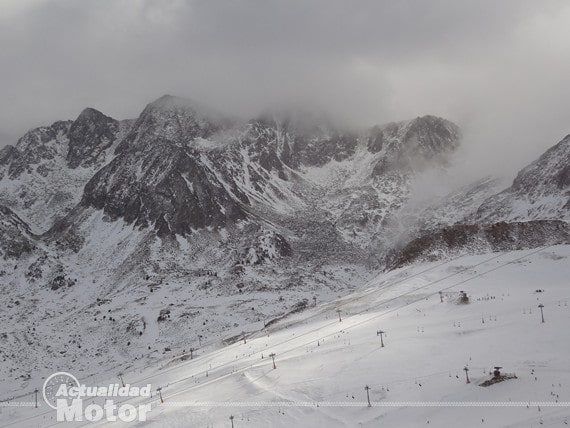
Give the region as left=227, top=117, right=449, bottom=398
left=1, top=245, right=569, bottom=427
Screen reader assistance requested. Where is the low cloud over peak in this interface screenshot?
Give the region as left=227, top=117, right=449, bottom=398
left=1, top=0, right=569, bottom=175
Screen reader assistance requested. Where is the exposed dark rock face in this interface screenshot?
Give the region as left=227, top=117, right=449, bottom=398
left=49, top=274, right=75, bottom=291
left=249, top=110, right=358, bottom=169
left=294, top=131, right=358, bottom=167
left=401, top=115, right=460, bottom=159
left=235, top=119, right=293, bottom=180
left=0, top=205, right=36, bottom=259
left=81, top=139, right=247, bottom=237
left=78, top=97, right=250, bottom=236
left=67, top=108, right=120, bottom=168
left=390, top=220, right=569, bottom=268
left=237, top=230, right=292, bottom=265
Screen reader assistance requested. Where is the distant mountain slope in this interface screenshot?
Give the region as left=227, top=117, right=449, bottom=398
left=390, top=220, right=569, bottom=268
left=474, top=134, right=570, bottom=223
left=413, top=176, right=510, bottom=231
left=294, top=115, right=461, bottom=251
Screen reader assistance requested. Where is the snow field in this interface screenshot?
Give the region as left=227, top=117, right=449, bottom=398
left=2, top=245, right=570, bottom=427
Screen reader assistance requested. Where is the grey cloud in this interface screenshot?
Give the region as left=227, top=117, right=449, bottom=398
left=0, top=0, right=569, bottom=174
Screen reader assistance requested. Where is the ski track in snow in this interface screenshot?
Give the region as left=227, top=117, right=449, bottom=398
left=2, top=245, right=570, bottom=427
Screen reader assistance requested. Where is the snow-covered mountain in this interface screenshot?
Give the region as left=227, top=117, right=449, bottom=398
left=0, top=94, right=568, bottom=408
left=0, top=109, right=132, bottom=232
left=473, top=134, right=570, bottom=223
left=389, top=133, right=570, bottom=267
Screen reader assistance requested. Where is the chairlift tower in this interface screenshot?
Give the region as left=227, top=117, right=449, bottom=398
left=538, top=304, right=545, bottom=323
left=376, top=330, right=385, bottom=347
left=364, top=385, right=371, bottom=407
left=269, top=352, right=277, bottom=369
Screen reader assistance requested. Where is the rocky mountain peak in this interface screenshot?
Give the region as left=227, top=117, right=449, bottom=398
left=147, top=94, right=194, bottom=109
left=372, top=115, right=460, bottom=175
left=116, top=95, right=228, bottom=153
left=14, top=124, right=65, bottom=154
left=402, top=115, right=461, bottom=157
left=67, top=107, right=119, bottom=168
left=75, top=107, right=107, bottom=121
left=0, top=108, right=131, bottom=232
left=474, top=134, right=570, bottom=223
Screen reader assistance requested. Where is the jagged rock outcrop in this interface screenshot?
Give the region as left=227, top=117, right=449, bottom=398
left=80, top=97, right=248, bottom=236
left=249, top=110, right=358, bottom=169
left=1, top=121, right=71, bottom=179
left=237, top=230, right=292, bottom=266
left=67, top=108, right=120, bottom=168
left=81, top=142, right=248, bottom=236
left=0, top=205, right=36, bottom=259
left=0, top=111, right=131, bottom=232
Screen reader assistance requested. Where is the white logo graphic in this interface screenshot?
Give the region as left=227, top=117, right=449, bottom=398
left=42, top=371, right=152, bottom=422
left=43, top=372, right=81, bottom=410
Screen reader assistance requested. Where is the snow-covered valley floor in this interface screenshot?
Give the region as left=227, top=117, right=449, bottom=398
left=2, top=245, right=570, bottom=427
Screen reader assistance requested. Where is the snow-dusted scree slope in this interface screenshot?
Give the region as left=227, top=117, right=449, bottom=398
left=0, top=95, right=569, bottom=427
left=1, top=246, right=569, bottom=427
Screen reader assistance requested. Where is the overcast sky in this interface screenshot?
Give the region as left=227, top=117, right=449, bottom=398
left=1, top=0, right=569, bottom=173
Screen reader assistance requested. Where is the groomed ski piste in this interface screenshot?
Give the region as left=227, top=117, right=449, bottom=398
left=1, top=245, right=569, bottom=428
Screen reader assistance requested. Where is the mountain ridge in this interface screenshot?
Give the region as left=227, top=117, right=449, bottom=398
left=0, top=94, right=568, bottom=394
